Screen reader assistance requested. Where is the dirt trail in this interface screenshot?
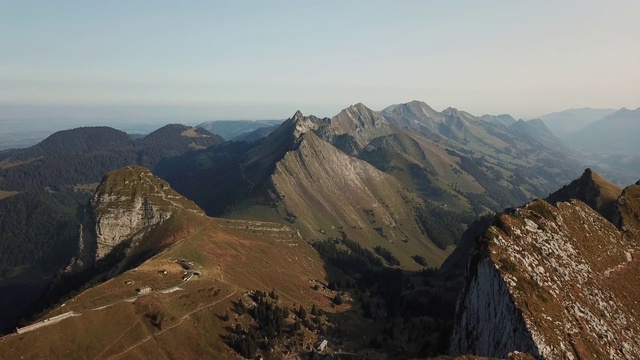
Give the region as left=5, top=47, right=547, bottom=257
left=106, top=284, right=238, bottom=360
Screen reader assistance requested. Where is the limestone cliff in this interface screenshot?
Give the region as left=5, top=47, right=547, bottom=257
left=68, top=166, right=203, bottom=271
left=450, top=179, right=640, bottom=359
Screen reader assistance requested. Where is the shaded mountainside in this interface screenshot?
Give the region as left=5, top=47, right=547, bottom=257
left=450, top=174, right=640, bottom=359
left=0, top=191, right=89, bottom=334
left=539, top=107, right=616, bottom=138
left=508, top=118, right=566, bottom=152
left=479, top=114, right=517, bottom=127
left=197, top=119, right=283, bottom=140
left=0, top=218, right=329, bottom=359
left=10, top=127, right=132, bottom=160
left=232, top=124, right=279, bottom=142
left=0, top=124, right=223, bottom=192
left=232, top=130, right=451, bottom=268
left=547, top=168, right=622, bottom=221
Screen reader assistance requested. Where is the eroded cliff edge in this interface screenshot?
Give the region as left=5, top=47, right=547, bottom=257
left=450, top=178, right=640, bottom=359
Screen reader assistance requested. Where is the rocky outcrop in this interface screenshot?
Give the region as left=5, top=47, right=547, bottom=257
left=67, top=166, right=203, bottom=271
left=451, top=179, right=640, bottom=359
left=547, top=168, right=622, bottom=221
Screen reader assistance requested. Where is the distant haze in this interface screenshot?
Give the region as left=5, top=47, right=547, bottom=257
left=1, top=1, right=639, bottom=120
left=540, top=108, right=617, bottom=138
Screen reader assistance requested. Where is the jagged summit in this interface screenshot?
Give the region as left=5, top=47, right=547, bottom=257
left=292, top=110, right=304, bottom=119
left=331, top=102, right=388, bottom=133
left=286, top=109, right=326, bottom=138
left=547, top=168, right=622, bottom=221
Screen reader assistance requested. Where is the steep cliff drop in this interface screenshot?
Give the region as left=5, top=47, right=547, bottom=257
left=450, top=174, right=640, bottom=359
left=67, top=165, right=203, bottom=273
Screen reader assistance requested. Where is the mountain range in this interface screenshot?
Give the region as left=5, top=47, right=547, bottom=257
left=567, top=107, right=640, bottom=155
left=0, top=100, right=638, bottom=359
left=156, top=101, right=583, bottom=269
left=196, top=119, right=283, bottom=141
left=539, top=107, right=617, bottom=138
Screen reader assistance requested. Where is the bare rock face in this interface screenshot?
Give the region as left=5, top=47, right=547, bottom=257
left=451, top=181, right=640, bottom=359
left=67, top=166, right=203, bottom=271
left=93, top=195, right=170, bottom=258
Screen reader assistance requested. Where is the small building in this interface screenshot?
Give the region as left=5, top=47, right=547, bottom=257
left=159, top=269, right=167, bottom=275
left=125, top=280, right=134, bottom=285
left=137, top=286, right=152, bottom=295
left=316, top=339, right=328, bottom=352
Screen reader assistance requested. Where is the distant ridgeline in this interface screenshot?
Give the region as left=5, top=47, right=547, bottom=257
left=0, top=124, right=223, bottom=191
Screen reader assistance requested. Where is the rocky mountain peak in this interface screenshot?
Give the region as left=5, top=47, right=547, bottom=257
left=68, top=166, right=203, bottom=272
left=331, top=103, right=387, bottom=133
left=442, top=107, right=461, bottom=117
left=547, top=168, right=622, bottom=221
left=289, top=110, right=322, bottom=138
left=381, top=100, right=444, bottom=127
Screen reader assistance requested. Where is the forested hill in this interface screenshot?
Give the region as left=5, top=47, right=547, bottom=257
left=0, top=124, right=224, bottom=191
left=11, top=127, right=132, bottom=160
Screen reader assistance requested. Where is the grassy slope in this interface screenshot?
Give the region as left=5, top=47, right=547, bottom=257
left=0, top=212, right=330, bottom=360
left=230, top=133, right=451, bottom=269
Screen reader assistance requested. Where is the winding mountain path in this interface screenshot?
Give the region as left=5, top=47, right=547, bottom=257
left=105, top=284, right=238, bottom=360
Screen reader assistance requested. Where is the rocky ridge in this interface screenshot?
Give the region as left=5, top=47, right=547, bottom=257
left=450, top=174, right=640, bottom=359
left=229, top=112, right=450, bottom=268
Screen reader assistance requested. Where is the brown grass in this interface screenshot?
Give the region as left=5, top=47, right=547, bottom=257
left=0, top=213, right=331, bottom=359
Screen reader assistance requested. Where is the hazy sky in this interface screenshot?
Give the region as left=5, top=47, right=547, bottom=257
left=1, top=0, right=639, bottom=120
